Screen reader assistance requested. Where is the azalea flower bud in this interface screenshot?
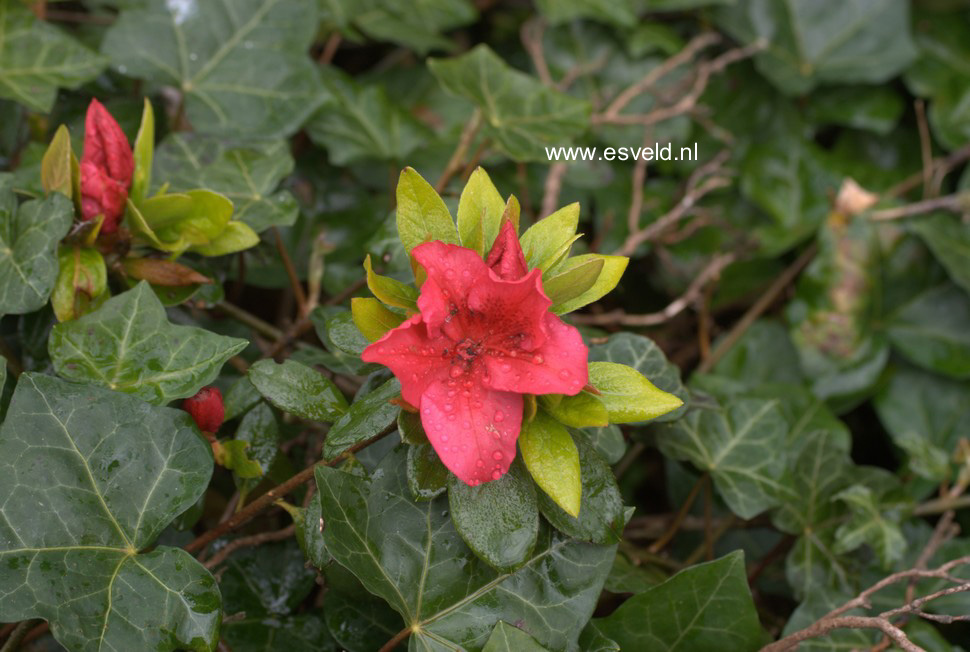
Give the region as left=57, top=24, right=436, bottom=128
left=80, top=99, right=134, bottom=233
left=183, top=387, right=225, bottom=434
left=485, top=219, right=529, bottom=281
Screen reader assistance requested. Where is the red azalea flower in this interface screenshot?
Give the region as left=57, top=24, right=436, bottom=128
left=361, top=234, right=589, bottom=486
left=183, top=387, right=225, bottom=434
left=80, top=99, right=134, bottom=233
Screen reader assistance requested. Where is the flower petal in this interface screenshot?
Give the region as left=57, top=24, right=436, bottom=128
left=484, top=313, right=588, bottom=396
left=360, top=315, right=450, bottom=406
left=414, top=241, right=488, bottom=338
left=485, top=219, right=528, bottom=280
left=420, top=377, right=522, bottom=486
left=82, top=99, right=133, bottom=188
left=470, top=268, right=551, bottom=352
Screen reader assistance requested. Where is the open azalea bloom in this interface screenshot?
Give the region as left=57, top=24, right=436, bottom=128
left=362, top=221, right=589, bottom=486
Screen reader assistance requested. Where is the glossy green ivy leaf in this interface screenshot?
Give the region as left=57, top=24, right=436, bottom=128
left=588, top=361, right=684, bottom=423
left=398, top=409, right=428, bottom=445
left=232, top=402, right=280, bottom=489
left=0, top=180, right=73, bottom=315
left=910, top=213, right=970, bottom=293
left=519, top=410, right=581, bottom=517
left=656, top=398, right=787, bottom=519
left=395, top=166, right=459, bottom=255
left=0, top=373, right=219, bottom=652
left=307, top=67, right=432, bottom=165
left=549, top=254, right=628, bottom=314
left=363, top=254, right=418, bottom=310
left=223, top=376, right=261, bottom=421
left=874, top=364, right=970, bottom=483
left=102, top=0, right=325, bottom=138
left=315, top=446, right=615, bottom=650
left=535, top=0, right=636, bottom=27
left=49, top=282, right=247, bottom=404
left=51, top=246, right=108, bottom=322
left=457, top=167, right=506, bottom=256
left=716, top=0, right=916, bottom=95
left=887, top=283, right=970, bottom=379
left=321, top=567, right=404, bottom=651
left=483, top=621, right=550, bottom=652
left=587, top=551, right=763, bottom=651
left=153, top=134, right=298, bottom=233
left=833, top=484, right=906, bottom=568
left=312, top=307, right=379, bottom=376
left=537, top=430, right=627, bottom=544
left=448, top=462, right=539, bottom=572
left=805, top=86, right=904, bottom=135
left=428, top=45, right=591, bottom=161
left=605, top=553, right=667, bottom=594
left=248, top=359, right=348, bottom=422
left=220, top=540, right=335, bottom=652
left=589, top=332, right=688, bottom=422
left=351, top=296, right=406, bottom=341
left=539, top=390, right=609, bottom=428
left=322, top=377, right=400, bottom=459
left=0, top=1, right=106, bottom=112
left=296, top=493, right=330, bottom=569
left=320, top=0, right=477, bottom=54
left=407, top=442, right=448, bottom=501
left=520, top=203, right=579, bottom=271
left=545, top=257, right=604, bottom=310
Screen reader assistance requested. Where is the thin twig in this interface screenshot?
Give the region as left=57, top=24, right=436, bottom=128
left=319, top=33, right=341, bottom=65
left=0, top=621, right=36, bottom=652
left=273, top=227, right=307, bottom=317
left=761, top=616, right=922, bottom=652
left=648, top=473, right=707, bottom=554
left=203, top=525, right=296, bottom=569
left=540, top=163, right=567, bottom=219
left=572, top=253, right=735, bottom=326
left=869, top=192, right=970, bottom=221
left=435, top=110, right=482, bottom=193
left=521, top=18, right=552, bottom=85
left=885, top=143, right=970, bottom=199
left=915, top=99, right=933, bottom=199
left=697, top=244, right=817, bottom=375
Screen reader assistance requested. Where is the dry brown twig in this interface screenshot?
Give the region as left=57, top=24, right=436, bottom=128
left=203, top=525, right=296, bottom=570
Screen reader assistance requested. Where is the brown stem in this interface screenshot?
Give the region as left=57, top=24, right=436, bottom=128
left=273, top=227, right=307, bottom=317
left=203, top=525, right=296, bottom=569
left=869, top=192, right=970, bottom=221
left=378, top=625, right=413, bottom=652
left=319, top=33, right=341, bottom=65
left=184, top=424, right=395, bottom=554
left=0, top=621, right=36, bottom=652
left=648, top=473, right=706, bottom=554
left=435, top=110, right=482, bottom=193
left=760, top=616, right=922, bottom=652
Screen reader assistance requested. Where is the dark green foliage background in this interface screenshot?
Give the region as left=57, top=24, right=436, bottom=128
left=2, top=0, right=970, bottom=650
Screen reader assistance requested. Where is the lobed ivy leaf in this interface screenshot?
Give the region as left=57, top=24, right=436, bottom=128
left=483, top=621, right=550, bottom=651
left=102, top=0, right=326, bottom=138
left=407, top=441, right=449, bottom=501
left=832, top=485, right=907, bottom=568
left=315, top=446, right=615, bottom=650
left=49, top=282, right=247, bottom=404
left=307, top=67, right=432, bottom=165
left=0, top=0, right=106, bottom=112
left=910, top=213, right=970, bottom=294
left=0, top=179, right=73, bottom=316
left=587, top=551, right=764, bottom=651
left=248, top=359, right=348, bottom=422
left=153, top=134, right=299, bottom=233
left=0, top=373, right=219, bottom=652
left=716, top=0, right=916, bottom=96
left=656, top=398, right=788, bottom=519
left=886, top=283, right=970, bottom=379
left=428, top=45, right=591, bottom=161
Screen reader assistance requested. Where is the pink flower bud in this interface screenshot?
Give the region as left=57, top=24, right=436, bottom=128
left=80, top=99, right=134, bottom=233
left=183, top=387, right=225, bottom=434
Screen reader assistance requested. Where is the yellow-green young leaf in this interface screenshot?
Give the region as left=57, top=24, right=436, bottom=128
left=519, top=411, right=581, bottom=517
left=130, top=98, right=154, bottom=205
left=126, top=199, right=183, bottom=252
left=539, top=392, right=609, bottom=428
left=364, top=254, right=418, bottom=310
left=457, top=167, right=505, bottom=255
left=149, top=190, right=233, bottom=245
left=589, top=361, right=683, bottom=423
left=215, top=440, right=263, bottom=479
left=41, top=125, right=74, bottom=198
left=501, top=194, right=520, bottom=234
left=396, top=167, right=458, bottom=254
left=550, top=254, right=628, bottom=314
left=352, top=297, right=406, bottom=342
left=190, top=221, right=259, bottom=256
left=51, top=246, right=108, bottom=322
left=520, top=203, right=579, bottom=270
left=545, top=257, right=604, bottom=310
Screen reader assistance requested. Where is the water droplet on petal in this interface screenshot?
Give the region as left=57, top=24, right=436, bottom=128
left=494, top=411, right=505, bottom=422
left=450, top=366, right=463, bottom=378
left=476, top=459, right=485, bottom=468
left=441, top=434, right=449, bottom=442
left=533, top=355, right=544, bottom=364
left=463, top=421, right=471, bottom=429
left=492, top=451, right=503, bottom=460
left=558, top=369, right=571, bottom=380
left=500, top=362, right=512, bottom=372
left=448, top=414, right=457, bottom=421
left=444, top=402, right=454, bottom=412
left=492, top=470, right=502, bottom=480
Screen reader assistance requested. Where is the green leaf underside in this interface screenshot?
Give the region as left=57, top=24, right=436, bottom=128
left=49, top=282, right=248, bottom=405
left=101, top=0, right=325, bottom=138
left=589, top=551, right=763, bottom=651
left=0, top=181, right=73, bottom=315
left=315, top=446, right=614, bottom=650
left=0, top=1, right=106, bottom=112
left=248, top=359, right=348, bottom=422
left=153, top=134, right=298, bottom=233
left=0, top=373, right=218, bottom=652
left=483, top=621, right=550, bottom=651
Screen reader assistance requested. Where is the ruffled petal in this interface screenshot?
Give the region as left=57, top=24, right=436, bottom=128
left=413, top=241, right=489, bottom=338
left=483, top=312, right=588, bottom=396
left=469, top=268, right=551, bottom=351
left=82, top=99, right=133, bottom=187
left=420, top=376, right=522, bottom=486
left=360, top=315, right=450, bottom=406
